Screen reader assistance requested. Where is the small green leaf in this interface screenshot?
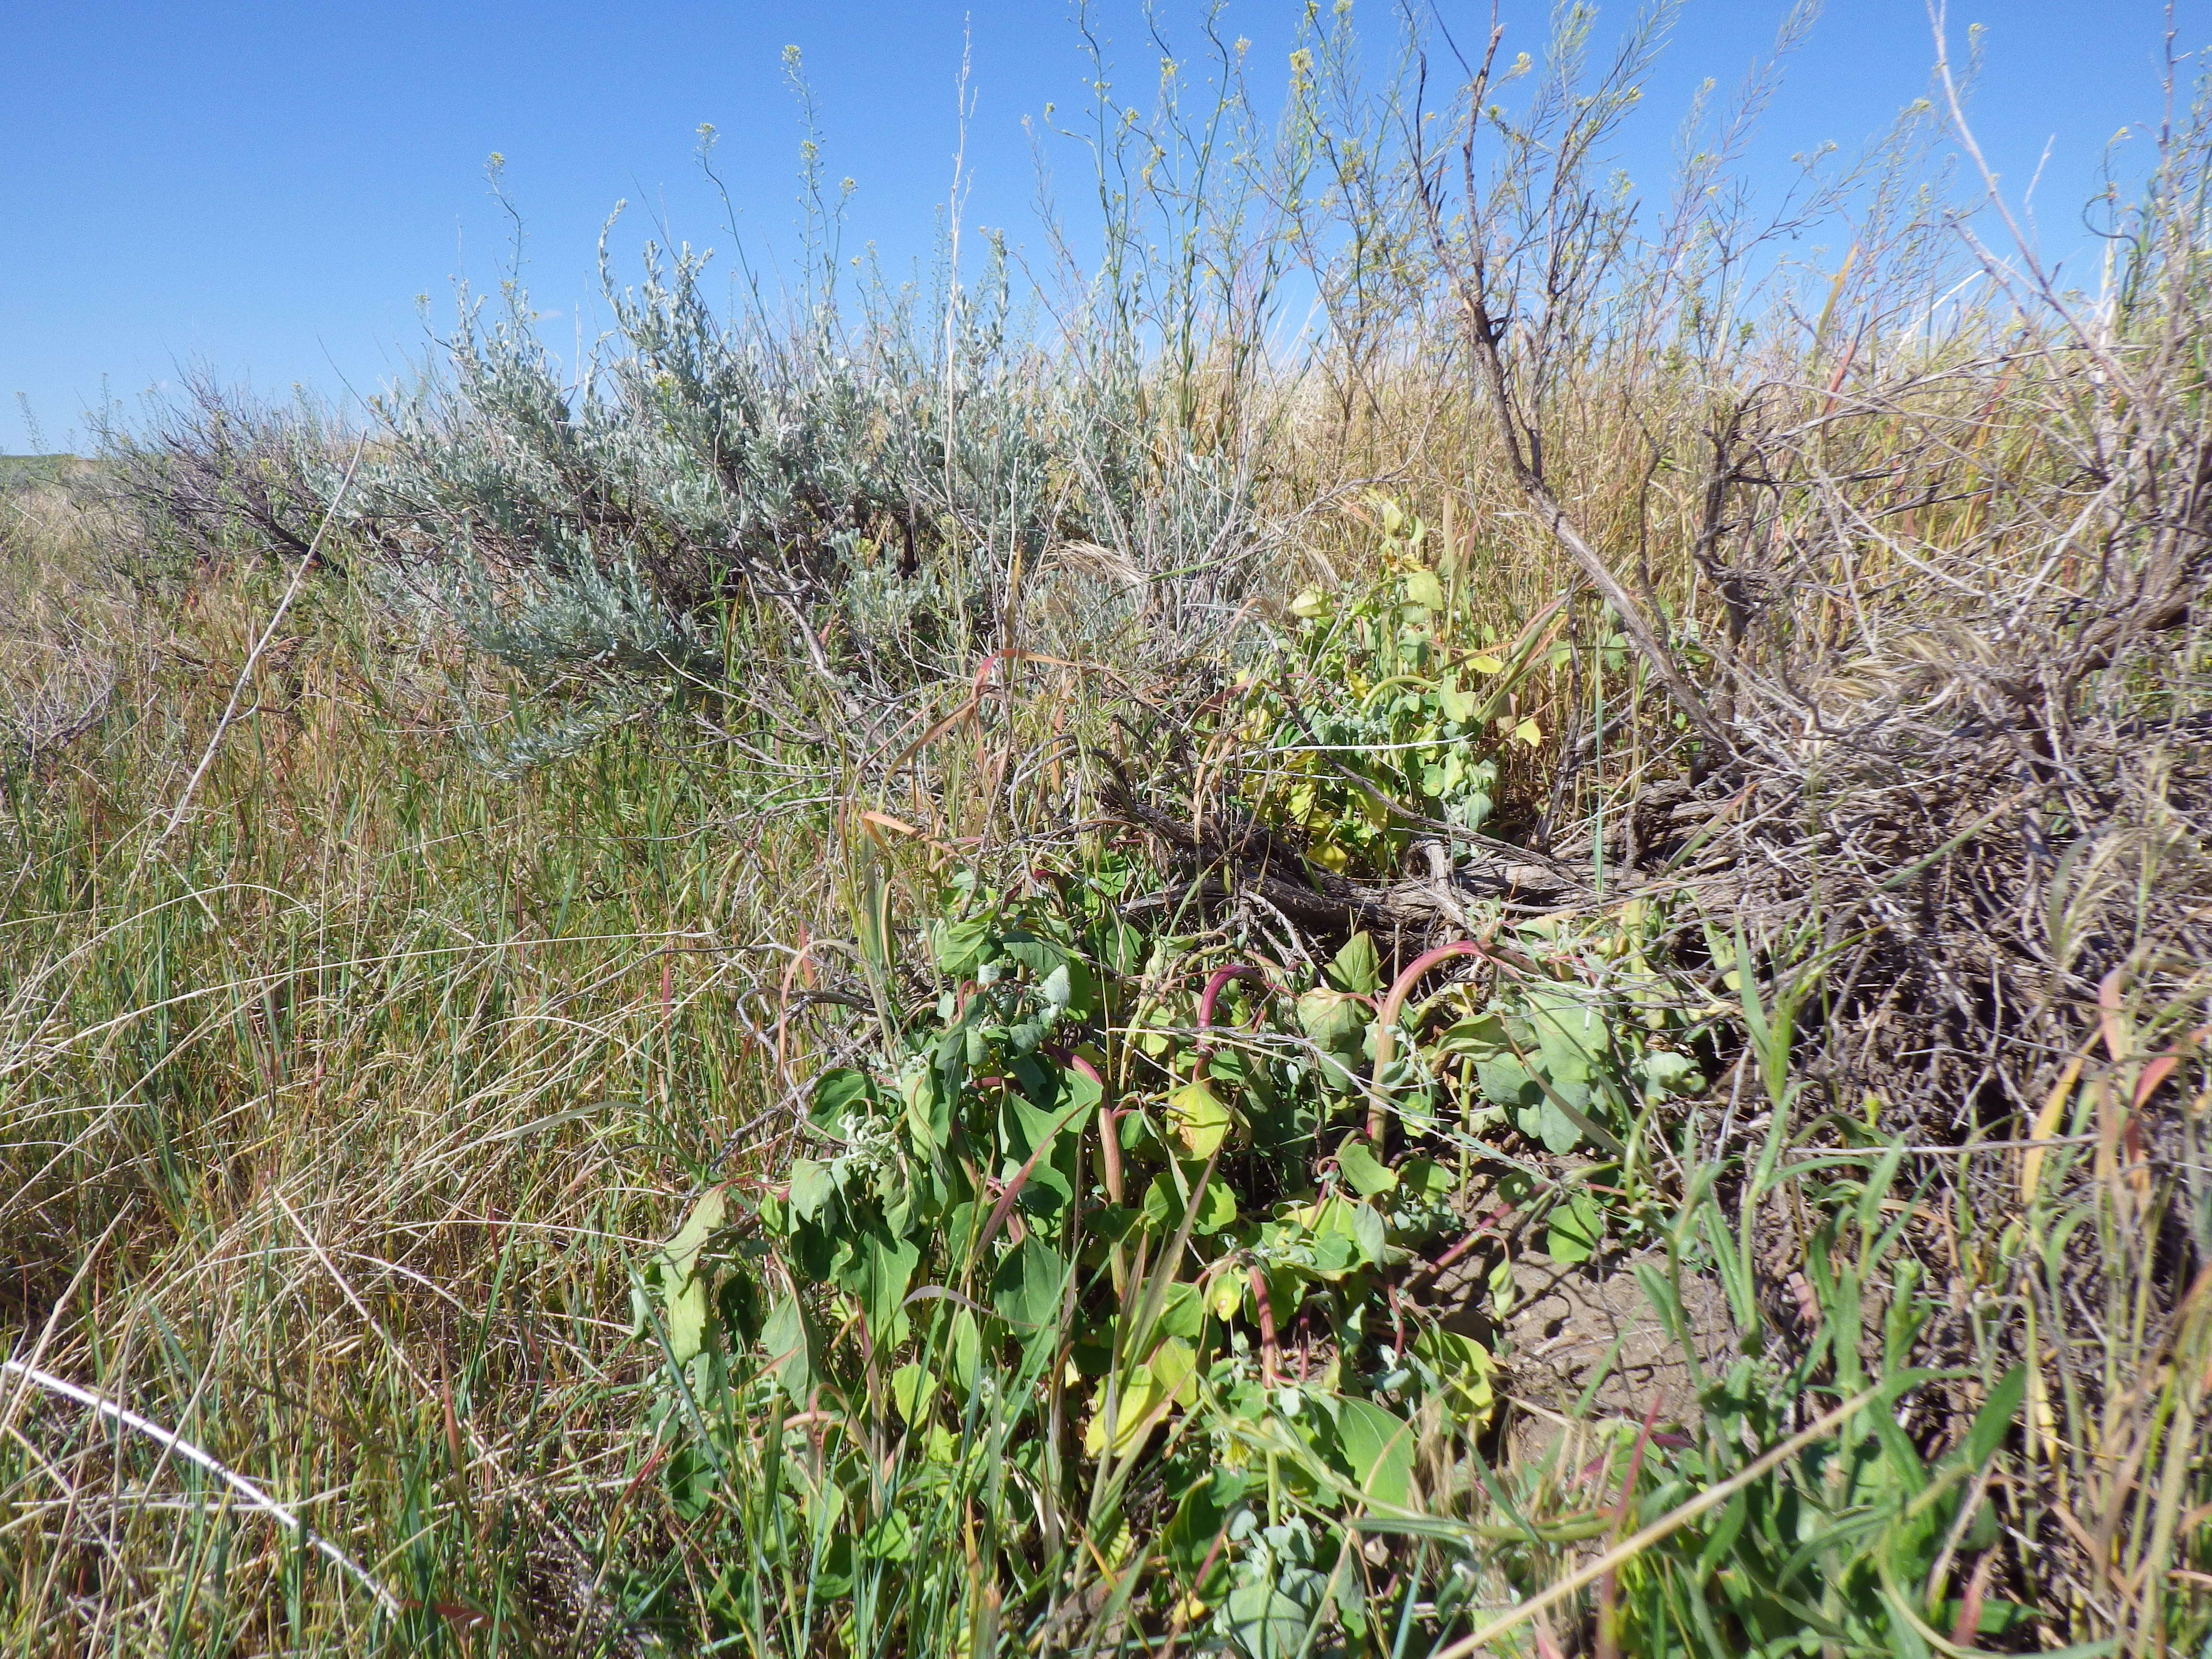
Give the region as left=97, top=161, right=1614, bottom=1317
left=990, top=1237, right=1067, bottom=1329
left=787, top=1159, right=835, bottom=1223
left=950, top=1307, right=982, bottom=1395
left=1327, top=931, right=1382, bottom=995
left=1962, top=1365, right=2027, bottom=1469
left=1336, top=1136, right=1397, bottom=1198
left=890, top=1361, right=937, bottom=1425
left=1546, top=1190, right=1606, bottom=1264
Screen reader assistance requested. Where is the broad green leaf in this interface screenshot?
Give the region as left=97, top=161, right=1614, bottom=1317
left=1165, top=1469, right=1249, bottom=1580
left=1546, top=1191, right=1606, bottom=1263
left=1441, top=1014, right=1513, bottom=1059
left=787, top=1159, right=835, bottom=1224
left=810, top=1068, right=873, bottom=1137
left=1308, top=1195, right=1389, bottom=1268
left=990, top=1237, right=1067, bottom=1329
left=1521, top=1096, right=1587, bottom=1154
left=1335, top=1398, right=1416, bottom=1508
left=890, top=1360, right=937, bottom=1424
left=1297, top=988, right=1368, bottom=1051
left=758, top=1293, right=817, bottom=1401
left=659, top=1187, right=727, bottom=1282
left=657, top=1188, right=727, bottom=1365
left=861, top=1510, right=914, bottom=1563
left=1437, top=680, right=1478, bottom=722
left=1475, top=1054, right=1540, bottom=1108
left=902, top=1063, right=950, bottom=1153
left=1148, top=1335, right=1200, bottom=1404
left=1297, top=987, right=1370, bottom=1094
left=1327, top=931, right=1382, bottom=994
left=1085, top=1364, right=1171, bottom=1456
left=1336, top=1136, right=1397, bottom=1198
left=1208, top=1270, right=1245, bottom=1321
left=1412, top=1326, right=1497, bottom=1424
left=1226, top=1572, right=1327, bottom=1659
left=1635, top=1047, right=1704, bottom=1099
left=930, top=916, right=996, bottom=977
left=999, top=932, right=1064, bottom=980
left=1526, top=983, right=1606, bottom=1089
left=1403, top=568, right=1445, bottom=610
left=859, top=1230, right=920, bottom=1338
left=1398, top=1156, right=1455, bottom=1202
left=1153, top=1278, right=1210, bottom=1339
left=1142, top=1171, right=1237, bottom=1237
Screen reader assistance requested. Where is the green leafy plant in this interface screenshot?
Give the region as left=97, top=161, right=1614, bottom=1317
left=634, top=826, right=1755, bottom=1654
left=1238, top=500, right=1567, bottom=875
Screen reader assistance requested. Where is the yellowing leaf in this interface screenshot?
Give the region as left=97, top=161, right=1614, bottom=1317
left=1207, top=1270, right=1245, bottom=1322
left=1403, top=568, right=1445, bottom=610
left=1310, top=840, right=1351, bottom=873
left=1166, top=1080, right=1232, bottom=1158
left=1149, top=1336, right=1200, bottom=1405
left=1084, top=1365, right=1171, bottom=1456
left=1468, top=654, right=1505, bottom=674
left=1289, top=589, right=1329, bottom=619
left=1513, top=717, right=1542, bottom=747
left=1437, top=681, right=1478, bottom=722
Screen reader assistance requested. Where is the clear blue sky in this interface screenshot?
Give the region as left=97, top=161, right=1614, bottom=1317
left=2, top=0, right=2196, bottom=454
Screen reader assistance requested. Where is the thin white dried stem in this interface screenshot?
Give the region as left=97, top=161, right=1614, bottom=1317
left=0, top=1356, right=398, bottom=1617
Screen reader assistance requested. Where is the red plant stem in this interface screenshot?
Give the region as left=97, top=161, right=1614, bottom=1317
left=1367, top=939, right=1505, bottom=1143
left=1046, top=1046, right=1121, bottom=1206
left=1248, top=1263, right=1278, bottom=1387
left=1193, top=964, right=1278, bottom=1086
left=1197, top=965, right=1274, bottom=1045
left=1406, top=1202, right=1520, bottom=1286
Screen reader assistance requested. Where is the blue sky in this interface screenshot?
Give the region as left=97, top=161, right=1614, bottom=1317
left=1, top=0, right=2197, bottom=454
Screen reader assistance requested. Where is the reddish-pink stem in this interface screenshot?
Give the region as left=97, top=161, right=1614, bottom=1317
left=1197, top=965, right=1274, bottom=1046
left=1248, top=1263, right=1277, bottom=1387
left=1193, top=964, right=1280, bottom=1091
left=1367, top=940, right=1502, bottom=1143
left=1046, top=1046, right=1122, bottom=1205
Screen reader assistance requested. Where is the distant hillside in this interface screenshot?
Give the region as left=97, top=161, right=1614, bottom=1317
left=0, top=454, right=82, bottom=492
